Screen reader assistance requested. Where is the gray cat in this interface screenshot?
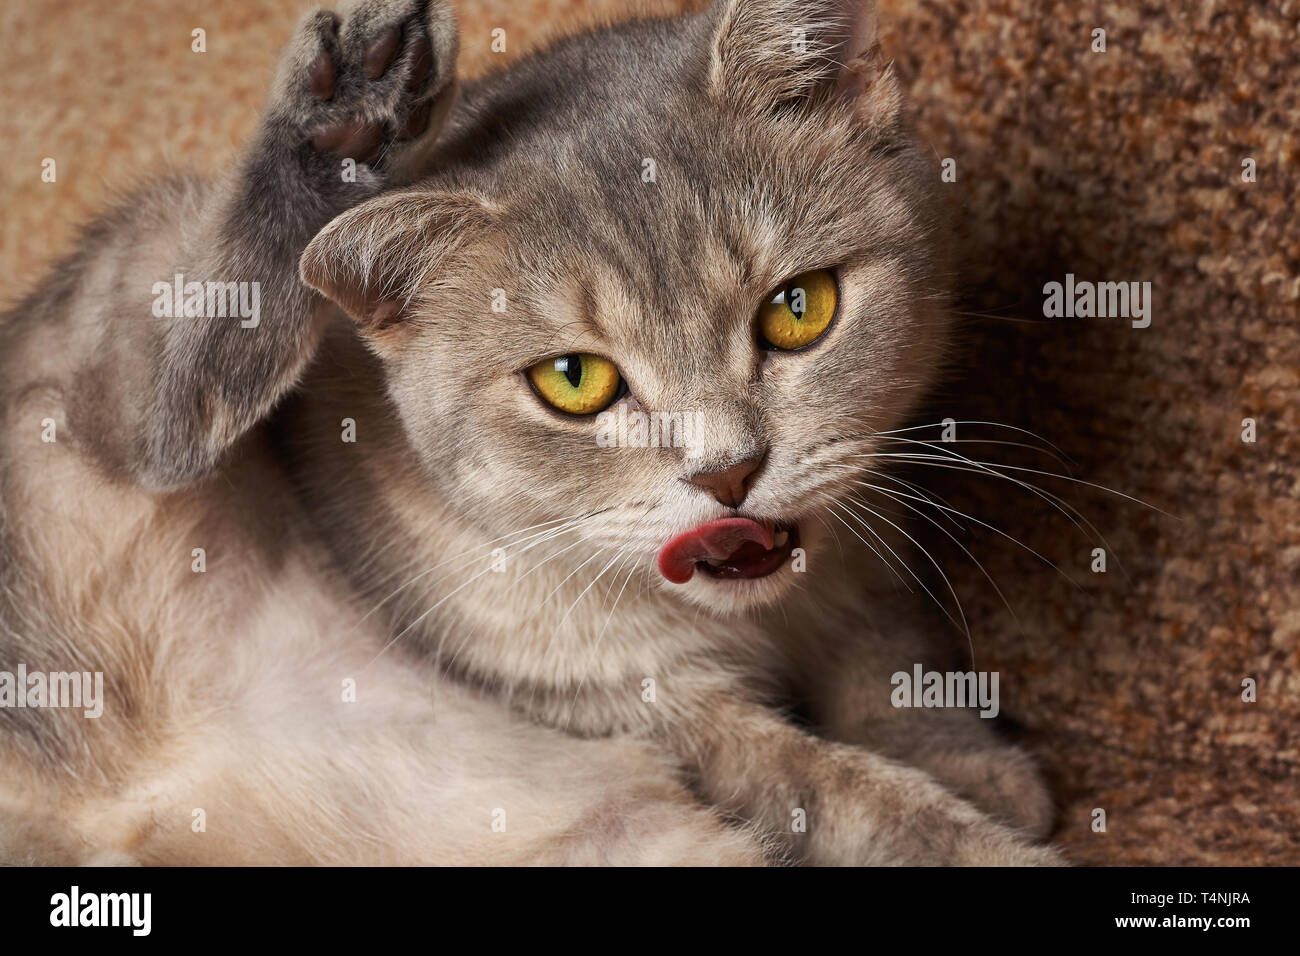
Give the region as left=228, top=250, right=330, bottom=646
left=0, top=0, right=1061, bottom=864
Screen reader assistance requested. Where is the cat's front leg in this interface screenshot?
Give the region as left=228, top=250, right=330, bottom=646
left=665, top=694, right=1063, bottom=866
left=799, top=608, right=1057, bottom=838
left=817, top=693, right=1057, bottom=840
left=138, top=0, right=458, bottom=488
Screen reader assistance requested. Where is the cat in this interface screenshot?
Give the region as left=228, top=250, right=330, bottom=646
left=0, top=0, right=1061, bottom=865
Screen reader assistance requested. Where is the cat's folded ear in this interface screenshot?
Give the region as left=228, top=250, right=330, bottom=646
left=299, top=189, right=494, bottom=332
left=708, top=0, right=903, bottom=134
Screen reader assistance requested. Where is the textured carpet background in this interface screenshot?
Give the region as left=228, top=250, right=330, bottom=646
left=1, top=1, right=1295, bottom=864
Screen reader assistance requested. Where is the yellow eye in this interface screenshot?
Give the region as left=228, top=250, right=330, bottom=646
left=527, top=353, right=622, bottom=415
left=757, top=269, right=838, bottom=350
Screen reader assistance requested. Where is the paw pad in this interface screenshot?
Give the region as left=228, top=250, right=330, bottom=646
left=294, top=4, right=445, bottom=166
left=363, top=26, right=402, bottom=80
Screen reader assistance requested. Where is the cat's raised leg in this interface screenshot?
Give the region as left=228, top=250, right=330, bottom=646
left=134, top=0, right=458, bottom=488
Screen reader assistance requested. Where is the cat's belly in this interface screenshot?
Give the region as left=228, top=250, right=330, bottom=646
left=0, top=430, right=761, bottom=864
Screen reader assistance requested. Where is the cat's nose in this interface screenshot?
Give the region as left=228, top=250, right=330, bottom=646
left=685, top=455, right=765, bottom=508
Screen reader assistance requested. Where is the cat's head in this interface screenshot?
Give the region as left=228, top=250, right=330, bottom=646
left=301, top=0, right=948, bottom=614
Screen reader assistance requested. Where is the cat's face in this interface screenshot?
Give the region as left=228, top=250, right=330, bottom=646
left=303, top=0, right=948, bottom=613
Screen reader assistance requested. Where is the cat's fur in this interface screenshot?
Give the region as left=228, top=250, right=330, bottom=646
left=0, top=0, right=1060, bottom=864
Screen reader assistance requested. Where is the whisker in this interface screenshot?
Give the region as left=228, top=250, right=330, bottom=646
left=827, top=461, right=1085, bottom=590
left=848, top=474, right=1087, bottom=593
left=877, top=435, right=1071, bottom=468
left=855, top=438, right=1166, bottom=517
left=554, top=550, right=622, bottom=627
left=522, top=547, right=619, bottom=712
left=366, top=560, right=501, bottom=667
left=852, top=454, right=1133, bottom=581
left=352, top=511, right=599, bottom=630
left=873, top=420, right=1074, bottom=463
left=513, top=528, right=602, bottom=584
left=807, top=489, right=847, bottom=559
left=365, top=517, right=598, bottom=665
left=858, top=466, right=965, bottom=530
left=948, top=308, right=1049, bottom=326
left=835, top=497, right=975, bottom=668
left=849, top=485, right=1022, bottom=635
left=560, top=554, right=641, bottom=733
left=823, top=499, right=911, bottom=590
left=537, top=547, right=607, bottom=610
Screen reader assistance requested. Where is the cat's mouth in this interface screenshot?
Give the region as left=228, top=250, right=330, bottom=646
left=657, top=517, right=799, bottom=584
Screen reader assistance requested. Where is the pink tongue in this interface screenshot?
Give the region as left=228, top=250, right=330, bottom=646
left=657, top=517, right=775, bottom=584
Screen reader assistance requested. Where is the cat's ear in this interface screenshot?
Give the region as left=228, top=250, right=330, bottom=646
left=300, top=189, right=493, bottom=330
left=708, top=0, right=902, bottom=132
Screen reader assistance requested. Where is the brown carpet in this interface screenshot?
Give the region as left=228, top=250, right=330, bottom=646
left=1, top=0, right=1295, bottom=864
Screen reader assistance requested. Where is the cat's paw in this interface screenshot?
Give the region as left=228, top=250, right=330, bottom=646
left=924, top=746, right=1056, bottom=839
left=271, top=0, right=457, bottom=170
left=948, top=814, right=1068, bottom=866
left=902, top=783, right=1066, bottom=866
